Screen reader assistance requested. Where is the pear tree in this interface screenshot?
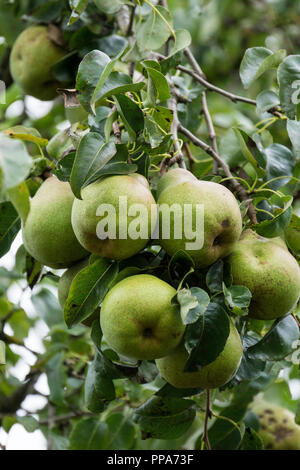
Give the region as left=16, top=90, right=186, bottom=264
left=0, top=0, right=299, bottom=452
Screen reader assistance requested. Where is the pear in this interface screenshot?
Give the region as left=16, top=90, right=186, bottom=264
left=9, top=26, right=66, bottom=101
left=22, top=176, right=88, bottom=269
left=156, top=168, right=197, bottom=198
left=58, top=258, right=99, bottom=327
left=157, top=169, right=243, bottom=268
left=71, top=174, right=157, bottom=261
left=156, top=321, right=242, bottom=389
left=251, top=400, right=300, bottom=450
left=228, top=229, right=300, bottom=320
left=100, top=274, right=185, bottom=360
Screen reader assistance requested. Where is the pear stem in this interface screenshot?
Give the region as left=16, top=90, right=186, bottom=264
left=203, top=389, right=212, bottom=450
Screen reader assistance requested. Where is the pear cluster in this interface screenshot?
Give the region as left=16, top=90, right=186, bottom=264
left=22, top=168, right=300, bottom=389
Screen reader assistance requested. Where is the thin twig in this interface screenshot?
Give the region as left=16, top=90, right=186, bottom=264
left=203, top=389, right=212, bottom=450
left=112, top=120, right=122, bottom=144
left=201, top=92, right=219, bottom=174
left=177, top=65, right=257, bottom=106
left=160, top=95, right=187, bottom=174
left=126, top=5, right=136, bottom=37
left=183, top=142, right=194, bottom=172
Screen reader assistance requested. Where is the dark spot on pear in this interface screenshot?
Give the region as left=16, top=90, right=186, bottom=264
left=213, top=236, right=221, bottom=246
left=143, top=328, right=153, bottom=338
left=265, top=409, right=274, bottom=414
left=222, top=219, right=230, bottom=228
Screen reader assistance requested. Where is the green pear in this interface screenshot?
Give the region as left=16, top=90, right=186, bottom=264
left=157, top=169, right=243, bottom=268
left=156, top=168, right=197, bottom=198
left=9, top=26, right=66, bottom=101
left=228, top=229, right=300, bottom=320
left=251, top=400, right=300, bottom=450
left=156, top=321, right=242, bottom=389
left=100, top=274, right=185, bottom=360
left=22, top=176, right=88, bottom=269
left=58, top=258, right=99, bottom=327
left=71, top=174, right=157, bottom=261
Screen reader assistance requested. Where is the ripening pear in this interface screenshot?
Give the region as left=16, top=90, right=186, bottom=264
left=100, top=274, right=185, bottom=360
left=228, top=230, right=300, bottom=320
left=22, top=176, right=88, bottom=269
left=156, top=321, right=242, bottom=389
left=251, top=400, right=300, bottom=450
left=156, top=168, right=197, bottom=198
left=157, top=169, right=243, bottom=268
left=71, top=174, right=157, bottom=261
left=10, top=26, right=66, bottom=101
left=58, top=258, right=99, bottom=326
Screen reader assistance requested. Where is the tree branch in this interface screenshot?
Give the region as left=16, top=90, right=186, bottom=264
left=177, top=64, right=257, bottom=106
left=160, top=94, right=187, bottom=174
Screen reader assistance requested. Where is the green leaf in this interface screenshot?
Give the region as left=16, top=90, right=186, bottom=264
left=64, top=259, right=119, bottom=328
left=8, top=309, right=31, bottom=341
left=278, top=55, right=300, bottom=118
left=167, top=29, right=192, bottom=58
left=156, top=383, right=200, bottom=398
left=31, top=289, right=63, bottom=327
left=184, top=302, right=230, bottom=371
left=223, top=283, right=252, bottom=316
left=93, top=71, right=145, bottom=105
left=265, top=143, right=294, bottom=190
left=70, top=413, right=135, bottom=450
left=91, top=47, right=126, bottom=112
left=233, top=128, right=266, bottom=177
left=70, top=132, right=117, bottom=199
left=45, top=352, right=67, bottom=406
left=287, top=119, right=300, bottom=158
left=207, top=405, right=246, bottom=450
left=0, top=340, right=5, bottom=364
left=0, top=202, right=20, bottom=258
left=104, top=413, right=136, bottom=450
left=17, top=416, right=39, bottom=433
left=256, top=90, right=280, bottom=113
left=239, top=427, right=264, bottom=450
left=4, top=126, right=48, bottom=147
left=7, top=181, right=30, bottom=223
left=206, top=259, right=224, bottom=293
left=70, top=417, right=109, bottom=450
left=76, top=50, right=111, bottom=111
left=136, top=6, right=173, bottom=51
left=93, top=0, right=126, bottom=14
left=143, top=67, right=171, bottom=105
left=84, top=353, right=116, bottom=412
left=240, top=47, right=286, bottom=89
left=255, top=195, right=292, bottom=237
left=2, top=416, right=16, bottom=432
left=178, top=287, right=210, bottom=325
left=133, top=396, right=196, bottom=440
left=0, top=134, right=32, bottom=194
left=68, top=0, right=89, bottom=25
left=247, top=315, right=299, bottom=361
left=113, top=94, right=145, bottom=140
